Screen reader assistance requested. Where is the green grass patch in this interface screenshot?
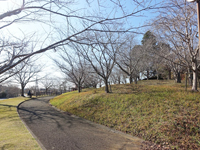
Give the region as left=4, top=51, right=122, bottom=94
left=50, top=80, right=200, bottom=149
left=0, top=97, right=41, bottom=150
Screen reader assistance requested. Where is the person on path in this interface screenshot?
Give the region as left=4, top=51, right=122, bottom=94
left=27, top=90, right=32, bottom=98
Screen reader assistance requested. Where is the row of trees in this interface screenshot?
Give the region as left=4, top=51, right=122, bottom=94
left=54, top=30, right=169, bottom=93
left=0, top=0, right=158, bottom=86
left=1, top=56, right=69, bottom=97
left=151, top=0, right=199, bottom=91
left=54, top=0, right=200, bottom=92
left=0, top=84, right=20, bottom=98
left=1, top=0, right=199, bottom=92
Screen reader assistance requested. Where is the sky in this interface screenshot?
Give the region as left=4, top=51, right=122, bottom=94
left=0, top=0, right=163, bottom=88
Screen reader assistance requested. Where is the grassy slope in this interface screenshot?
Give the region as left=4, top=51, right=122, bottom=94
left=0, top=97, right=41, bottom=150
left=50, top=80, right=200, bottom=149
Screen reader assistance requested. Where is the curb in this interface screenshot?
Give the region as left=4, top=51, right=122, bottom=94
left=17, top=98, right=47, bottom=150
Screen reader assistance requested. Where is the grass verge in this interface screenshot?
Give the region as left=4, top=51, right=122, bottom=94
left=0, top=97, right=41, bottom=150
left=50, top=80, right=200, bottom=149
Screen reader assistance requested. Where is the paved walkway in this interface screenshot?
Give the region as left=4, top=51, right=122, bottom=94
left=18, top=97, right=144, bottom=150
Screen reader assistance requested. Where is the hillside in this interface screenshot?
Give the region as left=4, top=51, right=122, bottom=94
left=50, top=80, right=200, bottom=149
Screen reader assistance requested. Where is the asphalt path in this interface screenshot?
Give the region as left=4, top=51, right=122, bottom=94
left=18, top=97, right=144, bottom=150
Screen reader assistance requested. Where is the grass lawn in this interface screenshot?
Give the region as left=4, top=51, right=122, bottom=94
left=0, top=97, right=41, bottom=150
left=50, top=80, right=200, bottom=149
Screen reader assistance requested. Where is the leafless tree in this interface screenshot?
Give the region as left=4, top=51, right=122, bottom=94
left=152, top=0, right=199, bottom=91
left=142, top=33, right=172, bottom=80
left=111, top=66, right=129, bottom=84
left=154, top=42, right=171, bottom=80
left=116, top=34, right=144, bottom=84
left=54, top=47, right=87, bottom=93
left=0, top=0, right=161, bottom=83
left=166, top=54, right=185, bottom=82
left=83, top=66, right=100, bottom=88
left=0, top=84, right=20, bottom=98
left=76, top=30, right=125, bottom=93
left=41, top=76, right=54, bottom=95
left=52, top=78, right=70, bottom=93
left=12, top=59, right=42, bottom=96
left=0, top=39, right=31, bottom=82
left=110, top=66, right=125, bottom=84
left=155, top=43, right=185, bottom=82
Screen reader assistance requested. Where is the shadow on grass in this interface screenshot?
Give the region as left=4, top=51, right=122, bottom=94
left=1, top=143, right=15, bottom=150
left=0, top=104, right=16, bottom=108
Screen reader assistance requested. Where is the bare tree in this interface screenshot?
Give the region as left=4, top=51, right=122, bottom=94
left=41, top=76, right=54, bottom=95
left=76, top=30, right=125, bottom=93
left=0, top=0, right=160, bottom=83
left=152, top=0, right=199, bottom=91
left=54, top=47, right=87, bottom=93
left=12, top=59, right=42, bottom=96
left=116, top=34, right=144, bottom=84
left=83, top=66, right=100, bottom=88
left=43, top=77, right=66, bottom=94
left=110, top=66, right=124, bottom=84
left=142, top=32, right=173, bottom=81
left=154, top=42, right=171, bottom=80
left=0, top=39, right=31, bottom=82
left=155, top=43, right=185, bottom=82
left=167, top=54, right=184, bottom=83
left=0, top=84, right=20, bottom=98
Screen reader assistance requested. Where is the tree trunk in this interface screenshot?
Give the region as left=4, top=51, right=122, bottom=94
left=99, top=82, right=102, bottom=87
left=129, top=75, right=133, bottom=84
left=104, top=79, right=109, bottom=93
left=157, top=70, right=159, bottom=80
left=168, top=69, right=171, bottom=80
left=21, top=84, right=25, bottom=97
left=78, top=82, right=81, bottom=93
left=185, top=72, right=188, bottom=91
left=188, top=68, right=193, bottom=86
left=192, top=60, right=198, bottom=91
left=147, top=70, right=149, bottom=80
left=177, top=71, right=181, bottom=83
left=134, top=77, right=137, bottom=84
left=45, top=89, right=48, bottom=95
left=78, top=86, right=81, bottom=93
left=118, top=76, right=120, bottom=84
left=93, top=83, right=97, bottom=88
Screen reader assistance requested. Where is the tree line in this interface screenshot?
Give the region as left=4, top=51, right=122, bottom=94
left=0, top=0, right=199, bottom=92
left=54, top=0, right=200, bottom=92
left=53, top=30, right=170, bottom=93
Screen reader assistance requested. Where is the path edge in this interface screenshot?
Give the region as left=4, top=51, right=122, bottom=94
left=17, top=98, right=47, bottom=150
left=48, top=100, right=144, bottom=143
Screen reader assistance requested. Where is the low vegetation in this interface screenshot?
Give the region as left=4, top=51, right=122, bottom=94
left=50, top=80, right=200, bottom=149
left=0, top=97, right=41, bottom=150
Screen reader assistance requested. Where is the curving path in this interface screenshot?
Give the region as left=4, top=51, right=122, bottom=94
left=18, top=97, right=144, bottom=150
